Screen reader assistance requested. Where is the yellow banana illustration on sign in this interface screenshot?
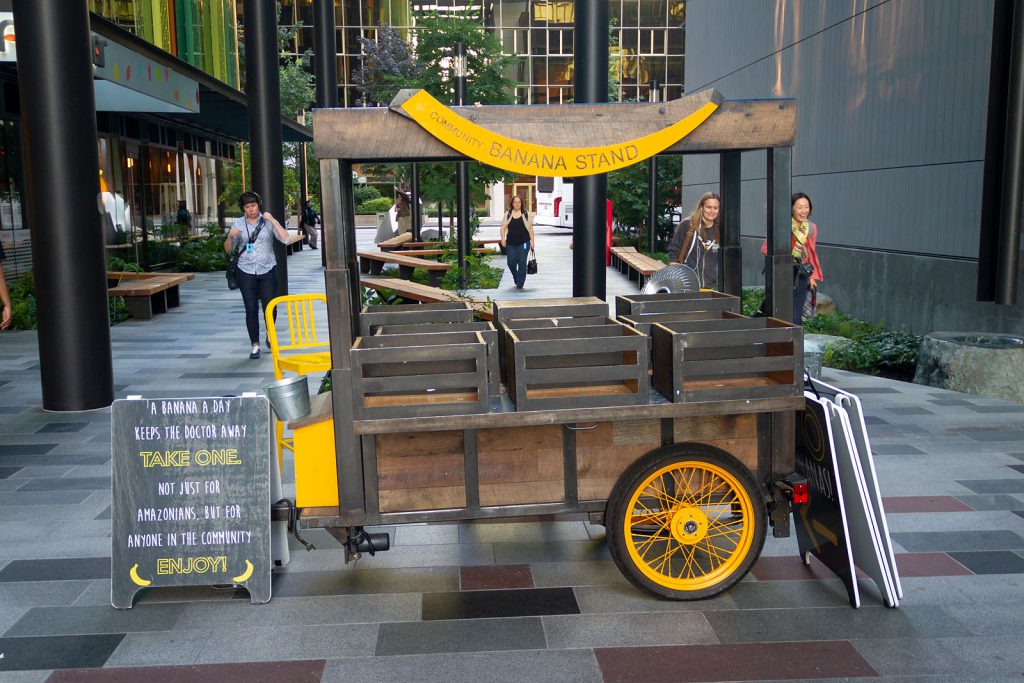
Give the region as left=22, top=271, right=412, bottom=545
left=397, top=89, right=718, bottom=177
left=232, top=559, right=253, bottom=583
left=129, top=563, right=151, bottom=587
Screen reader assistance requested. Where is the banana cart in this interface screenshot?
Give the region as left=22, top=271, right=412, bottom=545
left=287, top=88, right=804, bottom=599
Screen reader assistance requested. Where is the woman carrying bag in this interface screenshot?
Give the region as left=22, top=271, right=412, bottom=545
left=499, top=195, right=536, bottom=289
left=224, top=191, right=290, bottom=359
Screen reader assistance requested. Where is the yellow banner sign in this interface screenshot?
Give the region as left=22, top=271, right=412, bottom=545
left=398, top=90, right=718, bottom=177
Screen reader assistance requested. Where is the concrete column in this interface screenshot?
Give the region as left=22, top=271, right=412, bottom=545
left=573, top=1, right=609, bottom=299
left=243, top=0, right=287, bottom=296
left=14, top=0, right=113, bottom=411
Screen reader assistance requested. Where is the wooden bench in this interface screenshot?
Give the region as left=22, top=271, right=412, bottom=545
left=286, top=231, right=306, bottom=254
left=380, top=238, right=502, bottom=252
left=391, top=247, right=493, bottom=258
left=611, top=248, right=666, bottom=287
left=377, top=233, right=413, bottom=250
left=106, top=272, right=193, bottom=319
left=357, top=251, right=452, bottom=287
left=609, top=246, right=638, bottom=270
left=360, top=277, right=493, bottom=320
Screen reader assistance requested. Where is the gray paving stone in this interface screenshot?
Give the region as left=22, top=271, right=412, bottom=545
left=270, top=566, right=460, bottom=598
left=459, top=521, right=592, bottom=544
left=572, top=583, right=738, bottom=613
left=4, top=602, right=185, bottom=636
left=955, top=494, right=1024, bottom=510
left=492, top=540, right=611, bottom=564
left=393, top=523, right=460, bottom=546
left=891, top=530, right=1024, bottom=552
left=854, top=635, right=1024, bottom=679
left=13, top=477, right=110, bottom=491
left=871, top=444, right=926, bottom=455
left=705, top=605, right=969, bottom=643
left=103, top=629, right=224, bottom=667
left=543, top=611, right=718, bottom=648
left=530, top=560, right=629, bottom=588
left=375, top=616, right=546, bottom=656
left=174, top=593, right=420, bottom=629
left=955, top=479, right=1024, bottom=494
left=727, top=578, right=873, bottom=609
left=192, top=621, right=380, bottom=663
left=320, top=649, right=604, bottom=683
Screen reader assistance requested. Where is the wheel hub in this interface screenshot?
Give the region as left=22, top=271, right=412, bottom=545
left=670, top=506, right=708, bottom=544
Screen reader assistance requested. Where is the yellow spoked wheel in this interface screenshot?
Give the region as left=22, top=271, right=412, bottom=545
left=606, top=443, right=766, bottom=600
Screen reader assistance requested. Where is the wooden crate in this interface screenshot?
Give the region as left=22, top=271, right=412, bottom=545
left=374, top=321, right=500, bottom=396
left=350, top=333, right=489, bottom=419
left=493, top=297, right=608, bottom=329
left=505, top=322, right=649, bottom=411
left=615, top=291, right=740, bottom=317
left=651, top=316, right=803, bottom=403
left=359, top=301, right=473, bottom=336
left=376, top=430, right=466, bottom=512
left=618, top=310, right=745, bottom=337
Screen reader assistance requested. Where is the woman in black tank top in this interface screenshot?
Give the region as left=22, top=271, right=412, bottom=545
left=500, top=195, right=536, bottom=289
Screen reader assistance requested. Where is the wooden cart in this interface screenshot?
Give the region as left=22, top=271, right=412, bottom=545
left=291, top=88, right=804, bottom=600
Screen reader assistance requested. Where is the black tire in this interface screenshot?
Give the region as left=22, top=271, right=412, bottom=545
left=605, top=442, right=767, bottom=600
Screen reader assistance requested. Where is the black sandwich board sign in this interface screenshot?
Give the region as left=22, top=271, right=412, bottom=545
left=795, top=392, right=861, bottom=608
left=111, top=396, right=272, bottom=608
left=795, top=386, right=902, bottom=609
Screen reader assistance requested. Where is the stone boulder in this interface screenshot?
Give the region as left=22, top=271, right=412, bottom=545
left=914, top=333, right=1024, bottom=403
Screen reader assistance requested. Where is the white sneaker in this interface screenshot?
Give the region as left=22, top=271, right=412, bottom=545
left=249, top=343, right=261, bottom=359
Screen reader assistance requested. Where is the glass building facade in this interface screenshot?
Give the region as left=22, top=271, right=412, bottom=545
left=0, top=1, right=242, bottom=279
left=279, top=0, right=686, bottom=107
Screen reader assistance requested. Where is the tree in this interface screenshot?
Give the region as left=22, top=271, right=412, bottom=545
left=355, top=8, right=517, bottom=221
left=607, top=155, right=682, bottom=251
left=353, top=25, right=421, bottom=107
left=221, top=9, right=314, bottom=218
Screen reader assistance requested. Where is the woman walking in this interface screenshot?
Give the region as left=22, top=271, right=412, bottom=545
left=224, top=191, right=290, bottom=359
left=499, top=195, right=535, bottom=289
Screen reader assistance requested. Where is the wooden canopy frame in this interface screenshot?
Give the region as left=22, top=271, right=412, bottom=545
left=312, top=88, right=799, bottom=520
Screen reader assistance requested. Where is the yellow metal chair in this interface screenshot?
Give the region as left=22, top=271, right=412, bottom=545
left=265, top=294, right=332, bottom=464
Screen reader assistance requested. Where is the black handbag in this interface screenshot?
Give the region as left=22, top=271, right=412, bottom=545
left=226, top=218, right=264, bottom=290
left=526, top=248, right=538, bottom=275
left=225, top=255, right=240, bottom=290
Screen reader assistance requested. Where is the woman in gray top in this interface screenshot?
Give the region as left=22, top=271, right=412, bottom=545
left=223, top=191, right=290, bottom=359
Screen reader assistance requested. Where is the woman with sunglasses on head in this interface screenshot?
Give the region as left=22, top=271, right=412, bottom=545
left=667, top=191, right=721, bottom=289
left=224, top=191, right=290, bottom=359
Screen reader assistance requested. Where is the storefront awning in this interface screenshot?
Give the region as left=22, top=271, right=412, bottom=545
left=90, top=14, right=311, bottom=144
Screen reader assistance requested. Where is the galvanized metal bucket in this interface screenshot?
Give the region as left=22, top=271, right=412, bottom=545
left=264, top=375, right=311, bottom=421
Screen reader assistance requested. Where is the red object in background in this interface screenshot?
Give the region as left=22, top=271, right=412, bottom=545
left=605, top=199, right=614, bottom=266
left=553, top=197, right=562, bottom=217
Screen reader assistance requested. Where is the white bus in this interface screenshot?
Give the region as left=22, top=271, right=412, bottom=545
left=534, top=176, right=574, bottom=229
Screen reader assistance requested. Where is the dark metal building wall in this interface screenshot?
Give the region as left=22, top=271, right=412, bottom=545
left=682, top=0, right=1023, bottom=333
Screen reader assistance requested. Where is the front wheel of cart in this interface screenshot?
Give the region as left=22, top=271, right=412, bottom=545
left=606, top=443, right=767, bottom=600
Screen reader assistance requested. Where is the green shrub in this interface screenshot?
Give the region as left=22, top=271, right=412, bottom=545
left=107, top=255, right=143, bottom=273
left=357, top=197, right=393, bottom=214
left=176, top=235, right=231, bottom=272
left=741, top=287, right=765, bottom=317
left=804, top=312, right=880, bottom=340
left=9, top=272, right=36, bottom=330
left=353, top=184, right=382, bottom=206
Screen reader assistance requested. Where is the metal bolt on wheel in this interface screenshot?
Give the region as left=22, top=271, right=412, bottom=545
left=606, top=443, right=767, bottom=600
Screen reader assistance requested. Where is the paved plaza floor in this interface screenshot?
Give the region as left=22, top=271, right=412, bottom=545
left=1, top=222, right=1023, bottom=681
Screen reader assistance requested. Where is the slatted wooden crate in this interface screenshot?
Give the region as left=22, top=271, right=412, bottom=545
left=651, top=315, right=803, bottom=403
left=618, top=309, right=746, bottom=337
left=493, top=297, right=608, bottom=328
left=614, top=291, right=740, bottom=317
left=350, top=333, right=489, bottom=419
left=359, top=301, right=473, bottom=336
left=373, top=321, right=500, bottom=395
left=505, top=321, right=649, bottom=411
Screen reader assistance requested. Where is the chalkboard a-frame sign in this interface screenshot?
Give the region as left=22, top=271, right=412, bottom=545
left=111, top=396, right=272, bottom=608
